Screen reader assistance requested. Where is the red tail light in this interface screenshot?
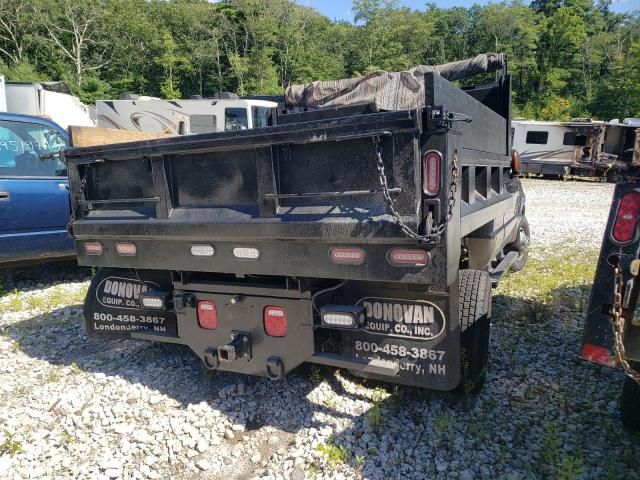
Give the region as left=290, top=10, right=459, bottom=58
left=197, top=300, right=218, bottom=330
left=83, top=241, right=103, bottom=256
left=612, top=191, right=640, bottom=244
left=388, top=248, right=430, bottom=267
left=580, top=344, right=615, bottom=366
left=423, top=150, right=441, bottom=196
left=329, top=247, right=366, bottom=265
left=264, top=306, right=287, bottom=337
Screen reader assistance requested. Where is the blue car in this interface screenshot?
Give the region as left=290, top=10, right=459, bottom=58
left=0, top=113, right=75, bottom=266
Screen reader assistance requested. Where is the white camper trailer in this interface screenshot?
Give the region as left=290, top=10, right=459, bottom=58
left=3, top=82, right=94, bottom=129
left=95, top=95, right=278, bottom=135
left=512, top=119, right=605, bottom=177
left=512, top=119, right=639, bottom=181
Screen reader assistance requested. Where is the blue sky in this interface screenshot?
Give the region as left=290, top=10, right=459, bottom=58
left=295, top=0, right=639, bottom=21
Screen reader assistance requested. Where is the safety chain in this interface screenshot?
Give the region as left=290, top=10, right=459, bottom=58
left=374, top=137, right=459, bottom=242
left=611, top=266, right=640, bottom=384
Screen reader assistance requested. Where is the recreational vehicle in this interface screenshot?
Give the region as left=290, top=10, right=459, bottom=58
left=1, top=81, right=94, bottom=129
left=513, top=119, right=639, bottom=181
left=96, top=95, right=278, bottom=135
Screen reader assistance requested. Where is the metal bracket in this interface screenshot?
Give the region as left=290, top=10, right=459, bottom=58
left=427, top=105, right=472, bottom=130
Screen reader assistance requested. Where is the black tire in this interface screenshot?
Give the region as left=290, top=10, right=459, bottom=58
left=509, top=216, right=530, bottom=273
left=457, top=269, right=492, bottom=394
left=621, top=366, right=640, bottom=432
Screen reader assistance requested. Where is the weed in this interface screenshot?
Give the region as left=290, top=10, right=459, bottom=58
left=316, top=441, right=350, bottom=466
left=371, top=386, right=387, bottom=403
left=70, top=362, right=81, bottom=373
left=308, top=463, right=320, bottom=478
left=45, top=370, right=60, bottom=383
left=366, top=448, right=377, bottom=456
left=0, top=283, right=7, bottom=296
left=460, top=352, right=478, bottom=393
left=541, top=422, right=559, bottom=466
left=434, top=412, right=452, bottom=435
left=605, top=458, right=621, bottom=480
left=367, top=403, right=383, bottom=428
left=0, top=430, right=24, bottom=456
left=367, top=386, right=387, bottom=428
left=59, top=431, right=76, bottom=444
left=322, top=397, right=337, bottom=409
left=411, top=410, right=424, bottom=426
left=5, top=289, right=23, bottom=312
left=309, top=365, right=325, bottom=384
left=557, top=455, right=586, bottom=480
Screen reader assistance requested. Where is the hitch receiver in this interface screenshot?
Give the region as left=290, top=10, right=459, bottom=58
left=218, top=332, right=251, bottom=363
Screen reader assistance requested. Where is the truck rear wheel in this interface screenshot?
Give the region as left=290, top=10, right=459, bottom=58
left=621, top=366, right=640, bottom=432
left=458, top=269, right=492, bottom=394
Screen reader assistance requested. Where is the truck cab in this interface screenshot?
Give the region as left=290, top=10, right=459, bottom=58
left=0, top=113, right=74, bottom=266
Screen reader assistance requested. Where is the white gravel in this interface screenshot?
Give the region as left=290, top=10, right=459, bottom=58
left=522, top=178, right=615, bottom=253
left=0, top=179, right=638, bottom=480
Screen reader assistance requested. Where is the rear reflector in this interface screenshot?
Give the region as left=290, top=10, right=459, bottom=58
left=83, top=241, right=103, bottom=256
left=329, top=247, right=366, bottom=265
left=233, top=247, right=260, bottom=260
left=190, top=244, right=215, bottom=257
left=388, top=248, right=430, bottom=267
left=264, top=306, right=287, bottom=337
left=423, top=150, right=442, bottom=196
left=580, top=343, right=615, bottom=366
left=116, top=242, right=137, bottom=256
left=612, top=191, right=640, bottom=244
left=197, top=300, right=218, bottom=330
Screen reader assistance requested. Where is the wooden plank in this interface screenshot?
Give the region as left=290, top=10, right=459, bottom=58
left=68, top=126, right=175, bottom=148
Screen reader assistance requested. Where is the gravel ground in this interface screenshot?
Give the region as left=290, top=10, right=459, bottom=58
left=0, top=179, right=638, bottom=480
left=521, top=178, right=615, bottom=255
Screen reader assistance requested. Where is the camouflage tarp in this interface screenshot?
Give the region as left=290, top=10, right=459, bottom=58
left=285, top=53, right=505, bottom=111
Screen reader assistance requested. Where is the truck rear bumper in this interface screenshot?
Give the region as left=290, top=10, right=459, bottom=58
left=83, top=268, right=461, bottom=389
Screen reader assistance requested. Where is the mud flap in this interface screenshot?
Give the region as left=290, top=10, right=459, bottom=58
left=340, top=291, right=460, bottom=390
left=84, top=268, right=178, bottom=339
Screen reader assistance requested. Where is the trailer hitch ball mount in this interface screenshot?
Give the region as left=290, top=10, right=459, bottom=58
left=202, top=332, right=251, bottom=370
left=218, top=332, right=251, bottom=363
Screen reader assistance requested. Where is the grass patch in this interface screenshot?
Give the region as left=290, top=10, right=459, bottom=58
left=0, top=284, right=88, bottom=315
left=557, top=455, right=586, bottom=480
left=0, top=430, right=24, bottom=456
left=496, top=248, right=598, bottom=323
left=38, top=369, right=61, bottom=383
left=316, top=438, right=350, bottom=466
left=59, top=431, right=76, bottom=445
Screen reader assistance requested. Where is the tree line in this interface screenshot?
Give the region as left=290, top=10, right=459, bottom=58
left=0, top=0, right=638, bottom=120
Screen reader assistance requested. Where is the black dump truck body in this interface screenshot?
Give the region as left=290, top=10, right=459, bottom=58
left=65, top=57, right=527, bottom=391
left=581, top=172, right=640, bottom=430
